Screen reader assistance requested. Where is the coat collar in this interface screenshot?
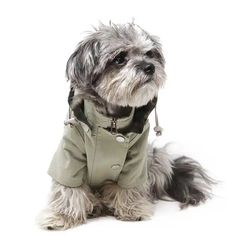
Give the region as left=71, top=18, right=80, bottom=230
left=67, top=88, right=157, bottom=134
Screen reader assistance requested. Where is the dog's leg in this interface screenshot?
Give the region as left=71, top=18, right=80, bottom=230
left=100, top=182, right=154, bottom=221
left=38, top=181, right=102, bottom=230
left=147, top=147, right=173, bottom=199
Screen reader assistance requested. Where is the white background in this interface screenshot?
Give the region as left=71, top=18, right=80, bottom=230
left=0, top=0, right=235, bottom=235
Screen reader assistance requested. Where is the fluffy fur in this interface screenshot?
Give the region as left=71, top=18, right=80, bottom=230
left=38, top=182, right=102, bottom=230
left=67, top=23, right=166, bottom=114
left=38, top=22, right=214, bottom=230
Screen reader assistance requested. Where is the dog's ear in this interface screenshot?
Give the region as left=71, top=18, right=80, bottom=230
left=66, top=37, right=100, bottom=88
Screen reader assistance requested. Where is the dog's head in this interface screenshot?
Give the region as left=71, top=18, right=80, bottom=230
left=66, top=23, right=166, bottom=107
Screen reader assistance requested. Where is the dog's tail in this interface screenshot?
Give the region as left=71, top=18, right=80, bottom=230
left=165, top=156, right=215, bottom=208
left=147, top=144, right=215, bottom=208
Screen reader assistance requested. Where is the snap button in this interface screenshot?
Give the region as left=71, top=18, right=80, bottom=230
left=111, top=164, right=121, bottom=170
left=116, top=135, right=125, bottom=143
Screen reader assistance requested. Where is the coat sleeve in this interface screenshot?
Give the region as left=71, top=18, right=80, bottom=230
left=117, top=122, right=150, bottom=189
left=48, top=124, right=87, bottom=187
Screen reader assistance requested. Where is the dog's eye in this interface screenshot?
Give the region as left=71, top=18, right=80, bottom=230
left=113, top=52, right=127, bottom=65
left=145, top=50, right=154, bottom=58
left=146, top=50, right=163, bottom=63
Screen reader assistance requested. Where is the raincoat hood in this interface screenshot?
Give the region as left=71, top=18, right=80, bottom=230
left=67, top=88, right=158, bottom=134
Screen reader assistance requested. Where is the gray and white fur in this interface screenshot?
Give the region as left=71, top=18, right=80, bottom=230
left=38, top=23, right=214, bottom=230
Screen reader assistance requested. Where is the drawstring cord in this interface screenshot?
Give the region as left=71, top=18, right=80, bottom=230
left=154, top=105, right=163, bottom=136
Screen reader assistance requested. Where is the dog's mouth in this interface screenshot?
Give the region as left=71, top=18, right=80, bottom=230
left=143, top=76, right=154, bottom=84
left=138, top=75, right=155, bottom=87
left=131, top=76, right=155, bottom=94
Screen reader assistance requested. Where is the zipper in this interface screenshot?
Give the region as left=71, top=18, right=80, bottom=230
left=110, top=118, right=117, bottom=134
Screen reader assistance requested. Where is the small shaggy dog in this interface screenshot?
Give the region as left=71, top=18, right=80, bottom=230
left=38, top=23, right=214, bottom=230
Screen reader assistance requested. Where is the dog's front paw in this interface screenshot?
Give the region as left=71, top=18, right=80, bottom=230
left=39, top=212, right=66, bottom=230
left=87, top=202, right=104, bottom=218
left=37, top=210, right=82, bottom=230
left=101, top=183, right=154, bottom=221
left=115, top=213, right=142, bottom=221
left=114, top=202, right=153, bottom=221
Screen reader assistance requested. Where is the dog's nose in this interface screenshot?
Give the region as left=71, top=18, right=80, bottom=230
left=143, top=63, right=155, bottom=75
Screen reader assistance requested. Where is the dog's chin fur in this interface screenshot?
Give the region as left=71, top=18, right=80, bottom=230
left=38, top=22, right=215, bottom=230
left=97, top=80, right=159, bottom=107
left=123, top=81, right=160, bottom=107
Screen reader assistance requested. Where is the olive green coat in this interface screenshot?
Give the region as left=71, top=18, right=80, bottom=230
left=48, top=94, right=157, bottom=189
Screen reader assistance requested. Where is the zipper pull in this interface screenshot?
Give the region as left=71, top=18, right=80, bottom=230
left=111, top=118, right=117, bottom=134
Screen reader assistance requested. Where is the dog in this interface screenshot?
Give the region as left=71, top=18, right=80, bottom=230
left=38, top=23, right=214, bottom=230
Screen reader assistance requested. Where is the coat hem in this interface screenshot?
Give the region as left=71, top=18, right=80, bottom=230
left=48, top=172, right=84, bottom=188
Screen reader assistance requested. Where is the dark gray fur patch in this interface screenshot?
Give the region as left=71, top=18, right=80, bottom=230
left=166, top=156, right=216, bottom=208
